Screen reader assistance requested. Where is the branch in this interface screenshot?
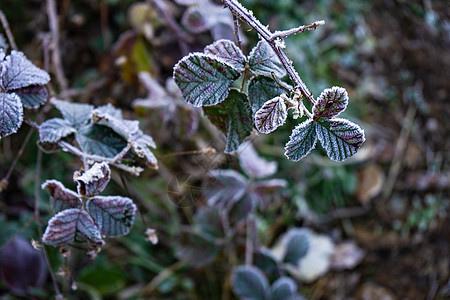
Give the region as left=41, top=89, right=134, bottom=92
left=222, top=0, right=324, bottom=106
left=0, top=10, right=18, bottom=50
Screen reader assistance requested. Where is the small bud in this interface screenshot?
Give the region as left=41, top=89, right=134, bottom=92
left=145, top=228, right=158, bottom=245
left=31, top=239, right=42, bottom=251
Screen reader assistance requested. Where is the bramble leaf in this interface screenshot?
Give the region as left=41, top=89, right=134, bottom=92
left=194, top=207, right=225, bottom=239
left=86, top=196, right=136, bottom=237
left=202, top=169, right=247, bottom=209
left=231, top=265, right=269, bottom=300
left=254, top=96, right=287, bottom=134
left=173, top=53, right=240, bottom=107
left=76, top=162, right=111, bottom=197
left=283, top=230, right=310, bottom=265
left=39, top=118, right=76, bottom=143
left=250, top=179, right=287, bottom=210
left=41, top=180, right=81, bottom=213
left=203, top=89, right=252, bottom=153
left=248, top=41, right=286, bottom=78
left=42, top=209, right=104, bottom=247
left=284, top=120, right=317, bottom=161
left=238, top=142, right=277, bottom=178
left=315, top=118, right=365, bottom=161
left=204, top=39, right=246, bottom=72
left=229, top=193, right=254, bottom=224
left=51, top=98, right=93, bottom=130
left=247, top=76, right=291, bottom=117
left=12, top=85, right=48, bottom=109
left=176, top=231, right=217, bottom=267
left=0, top=93, right=23, bottom=138
left=0, top=50, right=50, bottom=90
left=76, top=124, right=128, bottom=158
left=313, top=86, right=348, bottom=119
left=266, top=277, right=298, bottom=300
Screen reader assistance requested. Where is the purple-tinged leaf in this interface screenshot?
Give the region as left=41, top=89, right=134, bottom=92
left=248, top=76, right=291, bottom=117
left=0, top=51, right=50, bottom=90
left=267, top=277, right=298, bottom=300
left=315, top=118, right=365, bottom=161
left=86, top=196, right=136, bottom=237
left=238, top=142, right=277, bottom=178
left=229, top=194, right=253, bottom=224
left=38, top=118, right=76, bottom=143
left=284, top=120, right=317, bottom=161
left=202, top=169, right=248, bottom=209
left=76, top=162, right=111, bottom=197
left=248, top=41, right=286, bottom=78
left=41, top=180, right=81, bottom=213
left=12, top=85, right=48, bottom=109
left=51, top=98, right=93, bottom=130
left=231, top=265, right=269, bottom=300
left=313, top=86, right=348, bottom=119
left=173, top=53, right=240, bottom=107
left=176, top=231, right=217, bottom=267
left=203, top=89, right=253, bottom=153
left=42, top=209, right=104, bottom=247
left=0, top=237, right=46, bottom=297
left=182, top=6, right=210, bottom=33
left=250, top=179, right=287, bottom=210
left=76, top=124, right=128, bottom=158
left=0, top=92, right=23, bottom=138
left=255, top=96, right=287, bottom=134
left=204, top=39, right=246, bottom=72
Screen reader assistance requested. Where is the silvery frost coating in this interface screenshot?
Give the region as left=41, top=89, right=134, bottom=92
left=254, top=96, right=287, bottom=134
left=42, top=163, right=137, bottom=248
left=0, top=50, right=50, bottom=137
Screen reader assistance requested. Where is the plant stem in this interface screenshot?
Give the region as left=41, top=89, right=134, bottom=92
left=0, top=10, right=18, bottom=50
left=222, top=0, right=323, bottom=106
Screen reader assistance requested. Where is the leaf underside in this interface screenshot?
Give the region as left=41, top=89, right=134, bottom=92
left=12, top=85, right=48, bottom=109
left=41, top=180, right=82, bottom=213
left=173, top=53, right=240, bottom=107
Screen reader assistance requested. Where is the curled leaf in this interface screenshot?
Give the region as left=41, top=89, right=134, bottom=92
left=254, top=96, right=287, bottom=134
left=41, top=180, right=81, bottom=213
left=173, top=53, right=240, bottom=107
left=313, top=86, right=348, bottom=119
left=76, top=162, right=111, bottom=197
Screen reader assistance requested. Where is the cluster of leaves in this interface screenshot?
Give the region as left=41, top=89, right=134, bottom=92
left=41, top=162, right=136, bottom=252
left=0, top=48, right=50, bottom=137
left=39, top=98, right=158, bottom=171
left=173, top=38, right=365, bottom=161
left=176, top=142, right=287, bottom=266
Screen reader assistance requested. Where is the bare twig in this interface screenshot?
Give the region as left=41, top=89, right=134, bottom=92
left=0, top=10, right=18, bottom=50
left=222, top=0, right=325, bottom=106
left=232, top=14, right=242, bottom=49
left=147, top=0, right=189, bottom=55
left=245, top=216, right=255, bottom=265
left=46, top=0, right=68, bottom=94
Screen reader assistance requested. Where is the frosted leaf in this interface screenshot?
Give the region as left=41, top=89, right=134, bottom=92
left=41, top=180, right=82, bottom=213
left=39, top=118, right=76, bottom=143
left=131, top=133, right=158, bottom=169
left=202, top=169, right=247, bottom=209
left=267, top=277, right=298, bottom=300
left=0, top=50, right=50, bottom=90
left=313, top=86, right=348, bottom=119
left=0, top=34, right=8, bottom=52
left=250, top=179, right=287, bottom=210
left=316, top=118, right=365, bottom=161
left=255, top=96, right=287, bottom=134
left=238, top=141, right=277, bottom=178
left=51, top=98, right=93, bottom=130
left=12, top=85, right=48, bottom=109
left=76, top=162, right=111, bottom=197
left=231, top=266, right=269, bottom=300
left=173, top=53, right=240, bottom=107
left=203, top=89, right=252, bottom=153
left=96, top=103, right=122, bottom=119
left=86, top=196, right=136, bottom=237
left=247, top=76, right=291, bottom=117
left=248, top=40, right=286, bottom=78
left=42, top=209, right=104, bottom=247
left=76, top=124, right=128, bottom=158
left=204, top=39, right=246, bottom=72
left=0, top=92, right=23, bottom=138
left=284, top=120, right=317, bottom=161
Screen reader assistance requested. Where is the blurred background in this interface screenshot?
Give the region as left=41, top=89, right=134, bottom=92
left=0, top=0, right=448, bottom=299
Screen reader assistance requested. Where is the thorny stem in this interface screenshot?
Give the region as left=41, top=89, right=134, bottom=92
left=0, top=10, right=18, bottom=50
left=232, top=14, right=242, bottom=49
left=222, top=0, right=324, bottom=106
